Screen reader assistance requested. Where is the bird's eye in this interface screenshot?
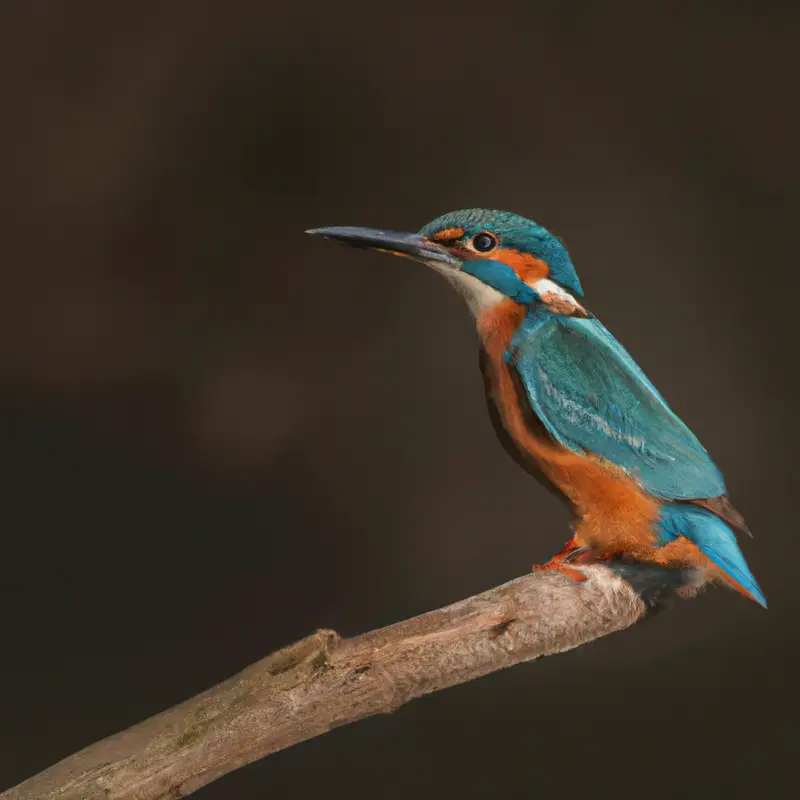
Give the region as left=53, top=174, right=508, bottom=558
left=472, top=232, right=497, bottom=252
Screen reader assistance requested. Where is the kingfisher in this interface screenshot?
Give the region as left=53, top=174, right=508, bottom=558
left=307, top=209, right=766, bottom=608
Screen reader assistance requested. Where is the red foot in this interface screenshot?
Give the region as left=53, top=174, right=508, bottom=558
left=567, top=549, right=613, bottom=565
left=531, top=536, right=588, bottom=581
left=531, top=540, right=617, bottom=582
left=550, top=536, right=580, bottom=561
left=531, top=561, right=588, bottom=582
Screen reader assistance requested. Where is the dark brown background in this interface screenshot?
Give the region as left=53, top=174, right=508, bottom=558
left=1, top=2, right=797, bottom=798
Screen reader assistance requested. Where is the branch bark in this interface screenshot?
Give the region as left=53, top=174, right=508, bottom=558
left=3, top=565, right=654, bottom=800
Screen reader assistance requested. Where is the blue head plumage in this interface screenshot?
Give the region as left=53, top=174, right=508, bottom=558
left=418, top=208, right=584, bottom=297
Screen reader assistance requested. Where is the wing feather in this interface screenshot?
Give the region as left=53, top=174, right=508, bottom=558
left=509, top=312, right=727, bottom=501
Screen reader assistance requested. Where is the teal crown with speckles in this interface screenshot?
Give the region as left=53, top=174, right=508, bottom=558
left=419, top=209, right=583, bottom=297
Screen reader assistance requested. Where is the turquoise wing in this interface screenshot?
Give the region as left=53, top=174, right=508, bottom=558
left=508, top=311, right=726, bottom=500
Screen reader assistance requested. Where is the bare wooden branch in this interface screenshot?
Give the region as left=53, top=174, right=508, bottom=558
left=2, top=565, right=651, bottom=800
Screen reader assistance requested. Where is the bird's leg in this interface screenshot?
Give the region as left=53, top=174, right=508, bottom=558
left=532, top=537, right=589, bottom=582
left=565, top=547, right=615, bottom=564
left=551, top=537, right=582, bottom=561
left=532, top=561, right=588, bottom=582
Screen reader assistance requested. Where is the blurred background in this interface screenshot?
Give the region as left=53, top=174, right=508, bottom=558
left=0, top=1, right=797, bottom=797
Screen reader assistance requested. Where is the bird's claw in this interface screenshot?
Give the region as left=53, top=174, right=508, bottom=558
left=531, top=560, right=588, bottom=582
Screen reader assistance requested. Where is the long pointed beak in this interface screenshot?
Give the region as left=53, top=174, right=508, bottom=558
left=306, top=226, right=460, bottom=268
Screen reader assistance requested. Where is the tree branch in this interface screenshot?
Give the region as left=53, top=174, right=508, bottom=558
left=2, top=565, right=666, bottom=800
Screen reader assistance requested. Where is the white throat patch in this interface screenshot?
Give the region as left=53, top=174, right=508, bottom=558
left=426, top=262, right=506, bottom=317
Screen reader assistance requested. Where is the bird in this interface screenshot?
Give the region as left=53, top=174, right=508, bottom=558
left=307, top=208, right=766, bottom=608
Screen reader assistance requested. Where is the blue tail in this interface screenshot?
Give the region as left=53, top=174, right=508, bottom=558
left=658, top=505, right=766, bottom=608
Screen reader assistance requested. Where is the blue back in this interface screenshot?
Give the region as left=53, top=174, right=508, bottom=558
left=508, top=308, right=727, bottom=501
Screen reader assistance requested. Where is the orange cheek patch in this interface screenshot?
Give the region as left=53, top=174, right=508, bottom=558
left=492, top=248, right=549, bottom=282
